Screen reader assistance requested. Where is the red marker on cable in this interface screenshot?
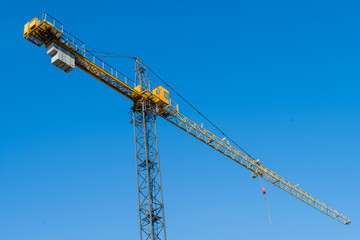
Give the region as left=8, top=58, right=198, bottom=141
left=261, top=185, right=272, bottom=224
left=262, top=186, right=266, bottom=194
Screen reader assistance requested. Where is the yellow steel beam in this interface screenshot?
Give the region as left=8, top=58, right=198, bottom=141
left=159, top=104, right=351, bottom=225
left=23, top=15, right=163, bottom=104
left=24, top=18, right=136, bottom=100
left=53, top=39, right=137, bottom=101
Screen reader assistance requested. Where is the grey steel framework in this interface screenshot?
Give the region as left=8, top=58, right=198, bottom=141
left=132, top=59, right=167, bottom=240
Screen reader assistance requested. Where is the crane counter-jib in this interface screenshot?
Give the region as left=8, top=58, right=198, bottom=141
left=23, top=13, right=172, bottom=107
left=24, top=17, right=135, bottom=99
left=23, top=12, right=351, bottom=226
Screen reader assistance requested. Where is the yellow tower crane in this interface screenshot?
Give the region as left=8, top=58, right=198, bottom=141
left=24, top=12, right=350, bottom=239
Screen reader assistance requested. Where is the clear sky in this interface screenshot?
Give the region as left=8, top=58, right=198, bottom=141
left=1, top=1, right=359, bottom=239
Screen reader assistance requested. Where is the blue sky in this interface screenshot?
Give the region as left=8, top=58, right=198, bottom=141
left=1, top=1, right=359, bottom=239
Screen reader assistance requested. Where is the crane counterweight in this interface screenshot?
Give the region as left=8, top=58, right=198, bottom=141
left=47, top=42, right=75, bottom=73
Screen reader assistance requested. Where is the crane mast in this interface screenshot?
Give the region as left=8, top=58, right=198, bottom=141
left=133, top=59, right=167, bottom=239
left=23, top=12, right=350, bottom=238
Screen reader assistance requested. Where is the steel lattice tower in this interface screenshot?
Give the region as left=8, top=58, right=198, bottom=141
left=132, top=59, right=167, bottom=240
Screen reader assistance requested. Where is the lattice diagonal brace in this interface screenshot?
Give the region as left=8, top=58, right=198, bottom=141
left=132, top=101, right=167, bottom=240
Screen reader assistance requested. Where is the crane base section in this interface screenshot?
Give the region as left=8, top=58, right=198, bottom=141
left=47, top=42, right=75, bottom=73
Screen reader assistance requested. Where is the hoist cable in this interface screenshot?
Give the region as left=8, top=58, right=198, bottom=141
left=258, top=178, right=272, bottom=224
left=87, top=49, right=135, bottom=59
left=142, top=63, right=255, bottom=159
left=86, top=49, right=254, bottom=159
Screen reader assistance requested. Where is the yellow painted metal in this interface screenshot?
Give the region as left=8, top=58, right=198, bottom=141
left=24, top=17, right=40, bottom=37
left=24, top=13, right=351, bottom=225
left=142, top=89, right=153, bottom=100
left=24, top=18, right=62, bottom=47
left=152, top=86, right=170, bottom=106
left=158, top=104, right=351, bottom=225
left=23, top=16, right=167, bottom=105
left=132, top=85, right=143, bottom=98
left=23, top=18, right=137, bottom=99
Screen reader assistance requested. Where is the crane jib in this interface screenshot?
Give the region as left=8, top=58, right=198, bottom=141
left=159, top=105, right=350, bottom=225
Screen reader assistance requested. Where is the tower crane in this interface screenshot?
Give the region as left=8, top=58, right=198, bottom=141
left=23, top=12, right=351, bottom=240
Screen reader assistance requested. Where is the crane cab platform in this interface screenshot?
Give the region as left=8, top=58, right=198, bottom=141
left=132, top=85, right=170, bottom=114
left=132, top=85, right=169, bottom=107
left=152, top=86, right=169, bottom=107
